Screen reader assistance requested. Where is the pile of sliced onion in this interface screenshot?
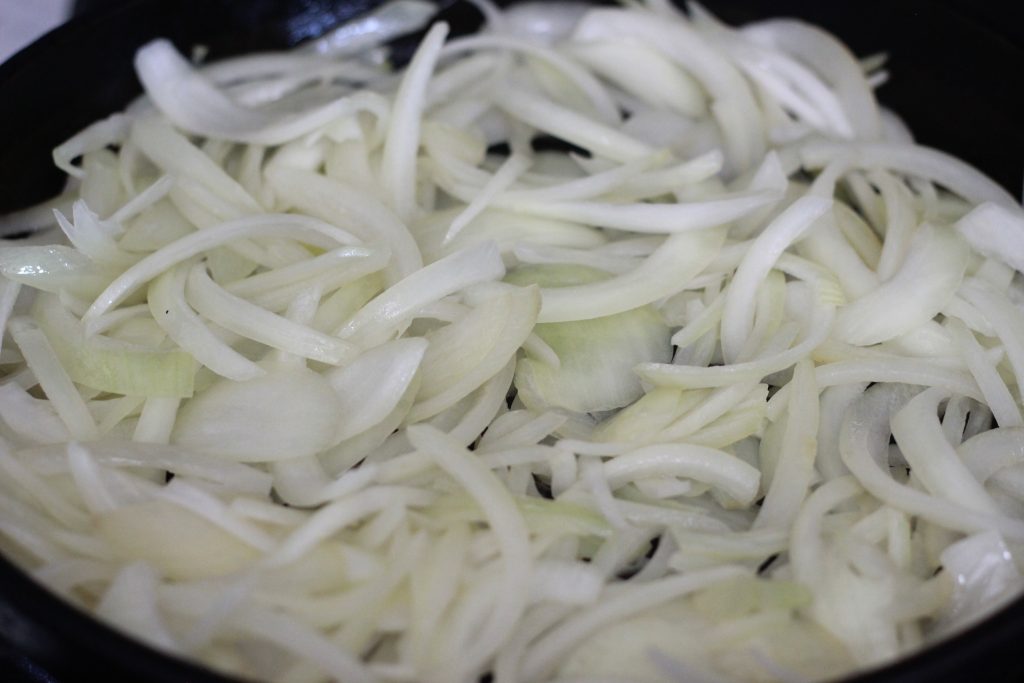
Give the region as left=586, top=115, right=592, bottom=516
left=1, top=1, right=1023, bottom=682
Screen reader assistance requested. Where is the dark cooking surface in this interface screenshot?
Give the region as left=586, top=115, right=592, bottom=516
left=1, top=645, right=61, bottom=683
left=0, top=0, right=1022, bottom=682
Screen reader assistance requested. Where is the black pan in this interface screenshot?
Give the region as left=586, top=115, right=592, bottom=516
left=0, top=1, right=1022, bottom=681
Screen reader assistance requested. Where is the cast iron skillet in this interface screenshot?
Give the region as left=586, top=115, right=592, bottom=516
left=0, top=1, right=1022, bottom=681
